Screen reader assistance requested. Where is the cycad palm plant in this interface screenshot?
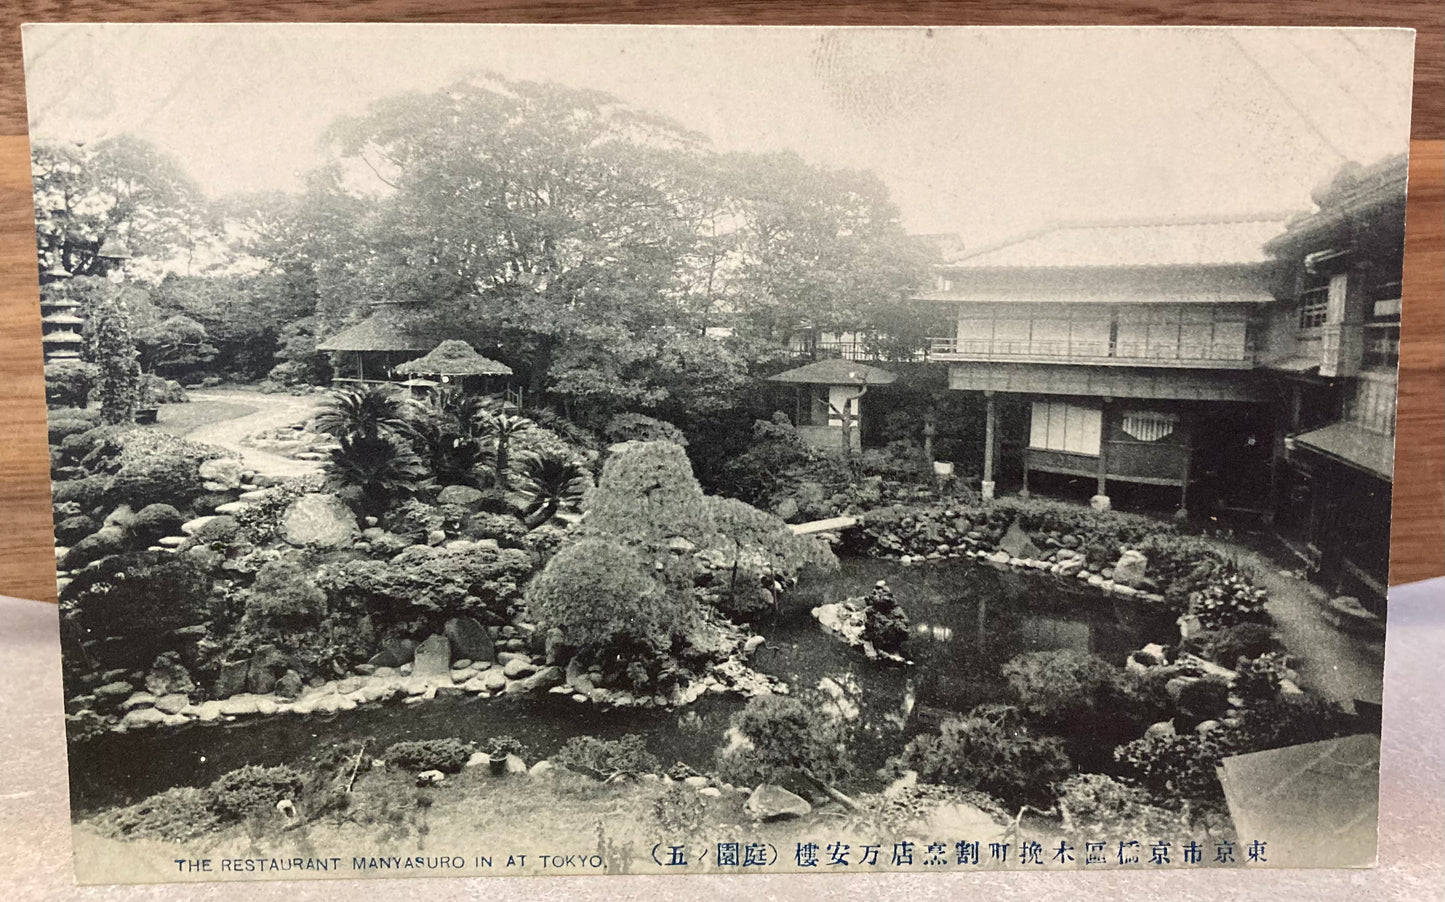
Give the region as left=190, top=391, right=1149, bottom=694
left=518, top=451, right=591, bottom=529
left=315, top=385, right=413, bottom=443
left=480, top=408, right=534, bottom=492
left=324, top=432, right=431, bottom=517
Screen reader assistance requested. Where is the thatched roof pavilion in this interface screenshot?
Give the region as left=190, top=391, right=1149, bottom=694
left=395, top=340, right=513, bottom=377
left=316, top=310, right=432, bottom=384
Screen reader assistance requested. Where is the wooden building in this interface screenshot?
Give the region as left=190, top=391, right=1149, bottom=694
left=1260, top=155, right=1406, bottom=607
left=923, top=214, right=1294, bottom=513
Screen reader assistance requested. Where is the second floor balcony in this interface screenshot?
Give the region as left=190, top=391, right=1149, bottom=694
left=928, top=333, right=1257, bottom=368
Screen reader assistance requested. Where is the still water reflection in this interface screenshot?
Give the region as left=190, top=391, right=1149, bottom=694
left=69, top=557, right=1171, bottom=815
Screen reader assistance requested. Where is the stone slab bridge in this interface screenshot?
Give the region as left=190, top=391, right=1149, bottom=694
left=789, top=516, right=859, bottom=536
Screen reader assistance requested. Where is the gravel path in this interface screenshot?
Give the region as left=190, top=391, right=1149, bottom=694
left=181, top=389, right=326, bottom=480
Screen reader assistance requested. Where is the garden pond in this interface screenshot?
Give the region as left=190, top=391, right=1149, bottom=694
left=69, top=556, right=1178, bottom=816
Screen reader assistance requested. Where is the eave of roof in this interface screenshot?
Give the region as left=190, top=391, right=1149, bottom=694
left=768, top=359, right=899, bottom=385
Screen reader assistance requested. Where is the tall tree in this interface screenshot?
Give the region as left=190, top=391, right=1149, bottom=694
left=31, top=135, right=206, bottom=278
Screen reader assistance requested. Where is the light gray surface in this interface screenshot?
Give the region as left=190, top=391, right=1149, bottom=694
left=2, top=580, right=1441, bottom=901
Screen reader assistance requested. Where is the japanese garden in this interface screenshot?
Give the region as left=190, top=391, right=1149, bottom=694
left=36, top=72, right=1380, bottom=871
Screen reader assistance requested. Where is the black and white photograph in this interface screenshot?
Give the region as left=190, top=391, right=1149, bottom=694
left=22, top=23, right=1415, bottom=883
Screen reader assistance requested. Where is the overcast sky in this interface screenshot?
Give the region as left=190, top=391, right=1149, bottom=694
left=22, top=24, right=1416, bottom=247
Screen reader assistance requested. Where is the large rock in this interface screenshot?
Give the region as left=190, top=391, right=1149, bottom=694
left=214, top=659, right=250, bottom=699
left=274, top=670, right=304, bottom=700
left=1113, top=550, right=1149, bottom=587
left=180, top=516, right=217, bottom=537
left=436, top=485, right=486, bottom=509
left=412, top=635, right=452, bottom=679
left=247, top=644, right=290, bottom=694
left=144, top=659, right=195, bottom=697
left=281, top=493, right=360, bottom=548
left=198, top=458, right=244, bottom=490
left=519, top=665, right=564, bottom=692
left=998, top=520, right=1040, bottom=560
left=444, top=617, right=495, bottom=663
left=369, top=636, right=417, bottom=668
left=745, top=783, right=812, bottom=821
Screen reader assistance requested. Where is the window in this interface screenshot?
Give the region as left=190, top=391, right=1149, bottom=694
left=1346, top=377, right=1397, bottom=436
left=1029, top=401, right=1102, bottom=456
left=1120, top=410, right=1179, bottom=442
left=1297, top=273, right=1330, bottom=330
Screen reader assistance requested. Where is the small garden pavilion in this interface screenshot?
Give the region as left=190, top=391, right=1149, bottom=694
left=395, top=339, right=517, bottom=403
left=768, top=358, right=898, bottom=453
left=316, top=308, right=431, bottom=386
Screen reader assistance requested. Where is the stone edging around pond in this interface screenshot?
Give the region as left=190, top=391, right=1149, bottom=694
left=868, top=542, right=1171, bottom=606
left=110, top=649, right=783, bottom=734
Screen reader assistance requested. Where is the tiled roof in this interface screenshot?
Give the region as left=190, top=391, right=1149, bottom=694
left=1294, top=422, right=1395, bottom=481
left=943, top=214, right=1298, bottom=270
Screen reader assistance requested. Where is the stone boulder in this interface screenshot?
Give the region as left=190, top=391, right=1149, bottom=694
left=745, top=783, right=812, bottom=821
left=180, top=516, right=217, bottom=537
left=214, top=659, right=250, bottom=699
left=412, top=635, right=452, bottom=679
left=444, top=616, right=495, bottom=663
left=155, top=693, right=190, bottom=715
left=275, top=670, right=304, bottom=700
left=369, top=636, right=417, bottom=668
left=436, top=485, right=486, bottom=509
left=519, top=665, right=564, bottom=692
left=247, top=644, right=290, bottom=694
left=144, top=659, right=195, bottom=697
left=1113, top=550, right=1149, bottom=587
left=199, top=458, right=244, bottom=491
left=1089, top=494, right=1112, bottom=513
left=998, top=520, right=1040, bottom=560
left=281, top=493, right=359, bottom=548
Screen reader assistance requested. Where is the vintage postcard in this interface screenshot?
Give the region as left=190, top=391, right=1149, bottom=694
left=22, top=23, right=1414, bottom=884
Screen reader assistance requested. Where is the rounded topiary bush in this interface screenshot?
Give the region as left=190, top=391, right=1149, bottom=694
left=59, top=525, right=129, bottom=570
left=898, top=703, right=1071, bottom=810
left=526, top=537, right=694, bottom=653
left=51, top=476, right=109, bottom=513
left=130, top=503, right=185, bottom=543
left=715, top=692, right=850, bottom=788
left=94, top=786, right=220, bottom=842
left=383, top=739, right=475, bottom=774
left=209, top=765, right=306, bottom=821
left=54, top=515, right=99, bottom=547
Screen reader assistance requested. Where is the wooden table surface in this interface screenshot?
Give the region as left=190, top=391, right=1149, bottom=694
left=0, top=4, right=1440, bottom=604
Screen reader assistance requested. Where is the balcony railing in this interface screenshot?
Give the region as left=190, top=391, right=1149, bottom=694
left=790, top=338, right=930, bottom=362
left=928, top=336, right=1256, bottom=368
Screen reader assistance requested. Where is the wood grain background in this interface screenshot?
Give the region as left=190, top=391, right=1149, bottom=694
left=0, top=4, right=1440, bottom=604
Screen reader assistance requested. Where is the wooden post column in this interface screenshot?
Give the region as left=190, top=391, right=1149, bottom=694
left=983, top=391, right=996, bottom=481
left=1096, top=398, right=1111, bottom=496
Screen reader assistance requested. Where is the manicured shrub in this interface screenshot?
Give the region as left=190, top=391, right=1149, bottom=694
left=130, top=503, right=184, bottom=543
left=63, top=551, right=214, bottom=667
left=604, top=413, right=689, bottom=447
left=104, top=430, right=224, bottom=510
left=1175, top=678, right=1232, bottom=722
left=652, top=785, right=710, bottom=837
left=714, top=414, right=851, bottom=511
left=138, top=373, right=188, bottom=405
left=48, top=407, right=101, bottom=445
left=93, top=786, right=220, bottom=842
left=247, top=558, right=327, bottom=623
left=208, top=765, right=306, bottom=821
left=1056, top=773, right=1191, bottom=839
left=45, top=360, right=101, bottom=410
left=716, top=692, right=850, bottom=786
left=899, top=704, right=1071, bottom=810
left=1180, top=622, right=1278, bottom=668
left=192, top=514, right=240, bottom=545
left=59, top=525, right=129, bottom=569
left=383, top=739, right=475, bottom=774
left=552, top=734, right=660, bottom=781
left=318, top=541, right=534, bottom=625
left=51, top=475, right=109, bottom=512
left=584, top=441, right=714, bottom=546
left=54, top=515, right=98, bottom=546
left=526, top=537, right=695, bottom=653
left=1002, top=650, right=1129, bottom=723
